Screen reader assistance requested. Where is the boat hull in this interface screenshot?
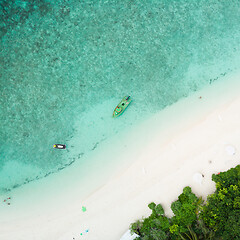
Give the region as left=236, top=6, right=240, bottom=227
left=113, top=96, right=132, bottom=118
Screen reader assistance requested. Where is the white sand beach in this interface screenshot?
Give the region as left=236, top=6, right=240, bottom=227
left=0, top=71, right=240, bottom=240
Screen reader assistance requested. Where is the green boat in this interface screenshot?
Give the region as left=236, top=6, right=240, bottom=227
left=113, top=95, right=132, bottom=118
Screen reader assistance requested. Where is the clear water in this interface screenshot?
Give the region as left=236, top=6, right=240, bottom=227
left=1, top=0, right=240, bottom=194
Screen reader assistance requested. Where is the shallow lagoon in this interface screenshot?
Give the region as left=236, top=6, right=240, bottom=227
left=1, top=0, right=240, bottom=193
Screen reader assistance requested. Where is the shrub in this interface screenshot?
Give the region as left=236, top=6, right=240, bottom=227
left=130, top=203, right=170, bottom=239
left=169, top=187, right=202, bottom=239
left=201, top=165, right=240, bottom=239
left=130, top=165, right=240, bottom=240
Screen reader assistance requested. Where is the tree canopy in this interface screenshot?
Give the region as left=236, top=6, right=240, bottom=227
left=130, top=165, right=240, bottom=240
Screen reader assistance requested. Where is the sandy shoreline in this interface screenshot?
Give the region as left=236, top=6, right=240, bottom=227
left=0, top=71, right=240, bottom=240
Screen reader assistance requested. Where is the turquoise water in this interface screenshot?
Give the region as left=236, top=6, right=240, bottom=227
left=1, top=0, right=240, bottom=194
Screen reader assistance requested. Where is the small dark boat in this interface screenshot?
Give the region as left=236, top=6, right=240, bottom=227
left=53, top=144, right=66, bottom=149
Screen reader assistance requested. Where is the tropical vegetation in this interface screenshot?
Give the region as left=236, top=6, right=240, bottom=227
left=130, top=165, right=240, bottom=240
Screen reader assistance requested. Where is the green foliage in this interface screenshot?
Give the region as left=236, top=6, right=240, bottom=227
left=130, top=203, right=170, bottom=239
left=201, top=165, right=240, bottom=239
left=171, top=201, right=182, bottom=215
left=186, top=225, right=198, bottom=240
left=169, top=224, right=179, bottom=234
left=149, top=229, right=168, bottom=240
left=156, top=216, right=170, bottom=231
left=195, top=219, right=215, bottom=239
left=148, top=202, right=156, bottom=211
left=155, top=204, right=165, bottom=215
left=148, top=202, right=165, bottom=217
left=130, top=220, right=143, bottom=237
left=212, top=165, right=240, bottom=190
left=131, top=187, right=201, bottom=240
left=233, top=196, right=240, bottom=208
left=130, top=165, right=240, bottom=240
left=170, top=187, right=201, bottom=237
